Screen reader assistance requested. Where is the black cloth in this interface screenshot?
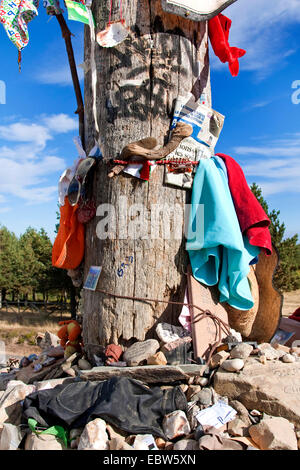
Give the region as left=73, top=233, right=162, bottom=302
left=22, top=376, right=187, bottom=438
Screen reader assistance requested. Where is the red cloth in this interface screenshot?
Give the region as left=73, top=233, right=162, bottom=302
left=104, top=344, right=123, bottom=364
left=217, top=153, right=272, bottom=255
left=289, top=307, right=300, bottom=322
left=208, top=14, right=246, bottom=77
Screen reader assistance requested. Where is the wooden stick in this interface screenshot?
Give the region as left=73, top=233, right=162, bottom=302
left=55, top=13, right=85, bottom=149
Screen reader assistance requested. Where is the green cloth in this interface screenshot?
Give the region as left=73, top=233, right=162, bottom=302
left=28, top=418, right=68, bottom=448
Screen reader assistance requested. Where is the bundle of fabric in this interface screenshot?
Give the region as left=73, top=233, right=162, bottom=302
left=186, top=154, right=272, bottom=337
left=22, top=377, right=187, bottom=439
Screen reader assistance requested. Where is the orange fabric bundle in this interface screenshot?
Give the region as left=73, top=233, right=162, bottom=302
left=52, top=198, right=85, bottom=270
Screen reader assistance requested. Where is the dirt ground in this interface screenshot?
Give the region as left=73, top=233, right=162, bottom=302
left=0, top=309, right=71, bottom=361
left=282, top=289, right=300, bottom=317
left=0, top=291, right=299, bottom=361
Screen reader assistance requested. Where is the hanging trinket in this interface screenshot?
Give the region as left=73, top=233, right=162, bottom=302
left=96, top=0, right=129, bottom=48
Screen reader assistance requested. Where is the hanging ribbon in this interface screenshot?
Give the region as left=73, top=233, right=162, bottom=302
left=86, top=1, right=99, bottom=134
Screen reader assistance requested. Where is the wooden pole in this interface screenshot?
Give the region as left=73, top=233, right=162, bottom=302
left=82, top=0, right=211, bottom=357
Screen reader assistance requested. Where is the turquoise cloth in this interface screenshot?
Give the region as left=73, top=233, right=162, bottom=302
left=186, top=158, right=260, bottom=310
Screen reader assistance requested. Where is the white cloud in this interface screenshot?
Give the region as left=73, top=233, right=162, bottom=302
left=0, top=114, right=78, bottom=205
left=42, top=114, right=78, bottom=133
left=234, top=133, right=300, bottom=195
left=0, top=123, right=52, bottom=148
left=213, top=0, right=300, bottom=78
left=36, top=64, right=84, bottom=86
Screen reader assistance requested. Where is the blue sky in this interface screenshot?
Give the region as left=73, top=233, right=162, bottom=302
left=0, top=0, right=299, bottom=242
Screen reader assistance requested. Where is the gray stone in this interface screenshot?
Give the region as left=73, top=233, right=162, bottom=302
left=0, top=423, right=23, bottom=450
left=214, top=358, right=300, bottom=427
left=230, top=343, right=253, bottom=360
left=249, top=417, right=297, bottom=450
left=221, top=358, right=244, bottom=372
left=187, top=403, right=201, bottom=431
left=173, top=439, right=198, bottom=450
left=25, top=432, right=64, bottom=450
left=78, top=359, right=92, bottom=370
left=196, top=388, right=213, bottom=406
left=0, top=371, right=17, bottom=391
left=194, top=377, right=208, bottom=387
left=163, top=410, right=190, bottom=440
left=78, top=418, right=109, bottom=450
left=38, top=331, right=60, bottom=350
left=123, top=340, right=160, bottom=366
left=0, top=383, right=35, bottom=425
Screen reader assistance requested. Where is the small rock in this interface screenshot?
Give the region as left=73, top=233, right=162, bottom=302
left=147, top=351, right=167, bottom=366
left=194, top=424, right=205, bottom=440
left=282, top=354, right=296, bottom=363
left=229, top=400, right=252, bottom=426
left=123, top=340, right=160, bottom=366
left=222, top=329, right=242, bottom=344
left=249, top=417, right=297, bottom=450
left=194, top=377, right=208, bottom=387
left=272, top=343, right=290, bottom=353
left=250, top=409, right=262, bottom=417
left=156, top=323, right=190, bottom=344
left=133, top=434, right=157, bottom=450
left=163, top=410, right=191, bottom=440
left=290, top=347, right=300, bottom=356
left=187, top=403, right=201, bottom=430
left=230, top=343, right=253, bottom=360
left=78, top=418, right=109, bottom=450
left=228, top=418, right=250, bottom=437
left=109, top=437, right=133, bottom=450
left=0, top=383, right=35, bottom=425
left=70, top=428, right=83, bottom=449
left=221, top=359, right=244, bottom=372
left=196, top=388, right=213, bottom=406
left=78, top=359, right=92, bottom=370
left=209, top=350, right=230, bottom=369
left=259, top=355, right=267, bottom=365
left=186, top=385, right=201, bottom=402
left=25, top=433, right=63, bottom=450
left=257, top=343, right=280, bottom=360
left=173, top=438, right=198, bottom=450
left=0, top=424, right=23, bottom=450
left=179, top=384, right=188, bottom=393
left=155, top=437, right=166, bottom=449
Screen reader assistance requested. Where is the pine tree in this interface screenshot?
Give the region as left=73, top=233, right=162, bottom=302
left=251, top=183, right=300, bottom=292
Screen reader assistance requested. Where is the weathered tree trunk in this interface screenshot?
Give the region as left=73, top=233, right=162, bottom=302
left=83, top=0, right=211, bottom=357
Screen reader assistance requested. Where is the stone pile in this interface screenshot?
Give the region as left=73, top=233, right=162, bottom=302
left=1, top=331, right=300, bottom=451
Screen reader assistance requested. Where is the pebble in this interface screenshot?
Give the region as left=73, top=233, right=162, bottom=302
left=123, top=339, right=160, bottom=366
left=194, top=377, right=209, bottom=387
left=78, top=359, right=92, bottom=370
left=196, top=388, right=213, bottom=406
left=230, top=343, right=253, bottom=360
left=282, top=354, right=296, bottom=363
left=162, top=410, right=191, bottom=440
left=186, top=385, right=201, bottom=402
left=221, top=358, right=244, bottom=372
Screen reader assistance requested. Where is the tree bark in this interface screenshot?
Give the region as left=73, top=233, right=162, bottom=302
left=82, top=0, right=211, bottom=357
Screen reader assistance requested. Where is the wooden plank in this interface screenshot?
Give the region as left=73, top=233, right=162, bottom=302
left=79, top=364, right=205, bottom=384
